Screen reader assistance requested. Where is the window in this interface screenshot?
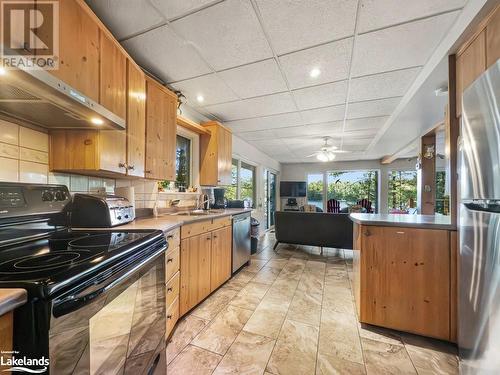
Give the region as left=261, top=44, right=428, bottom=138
left=240, top=162, right=256, bottom=208
left=175, top=135, right=191, bottom=188
left=387, top=170, right=417, bottom=213
left=225, top=159, right=238, bottom=200
left=435, top=170, right=449, bottom=215
left=307, top=173, right=323, bottom=210
left=327, top=171, right=378, bottom=212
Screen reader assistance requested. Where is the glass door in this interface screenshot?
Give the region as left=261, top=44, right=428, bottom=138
left=267, top=171, right=277, bottom=228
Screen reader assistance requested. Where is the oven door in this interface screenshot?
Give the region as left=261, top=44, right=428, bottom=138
left=49, top=250, right=166, bottom=375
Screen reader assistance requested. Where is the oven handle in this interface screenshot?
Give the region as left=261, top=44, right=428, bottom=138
left=53, top=248, right=165, bottom=317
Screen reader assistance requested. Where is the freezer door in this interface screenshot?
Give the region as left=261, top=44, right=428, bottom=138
left=459, top=203, right=500, bottom=374
left=461, top=60, right=500, bottom=200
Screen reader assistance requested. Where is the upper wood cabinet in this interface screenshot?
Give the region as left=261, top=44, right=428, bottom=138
left=50, top=0, right=100, bottom=102
left=126, top=61, right=146, bottom=177
left=200, top=121, right=232, bottom=186
left=456, top=5, right=499, bottom=117
left=99, top=31, right=127, bottom=120
left=145, top=78, right=177, bottom=181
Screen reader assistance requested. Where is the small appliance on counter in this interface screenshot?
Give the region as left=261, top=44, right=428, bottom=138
left=212, top=188, right=227, bottom=209
left=0, top=182, right=167, bottom=374
left=71, top=193, right=135, bottom=227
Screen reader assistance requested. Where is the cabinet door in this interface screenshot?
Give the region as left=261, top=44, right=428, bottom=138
left=145, top=80, right=164, bottom=180
left=456, top=30, right=486, bottom=117
left=50, top=0, right=99, bottom=102
left=126, top=61, right=146, bottom=177
left=100, top=31, right=127, bottom=120
left=224, top=129, right=233, bottom=185
left=361, top=226, right=450, bottom=339
left=210, top=226, right=232, bottom=291
left=486, top=6, right=500, bottom=68
left=162, top=91, right=177, bottom=181
left=98, top=129, right=127, bottom=174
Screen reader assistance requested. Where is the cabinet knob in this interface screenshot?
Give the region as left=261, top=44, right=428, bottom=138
left=206, top=237, right=211, bottom=241
left=119, top=162, right=127, bottom=169
left=363, top=230, right=371, bottom=237
left=167, top=235, right=174, bottom=240
left=167, top=314, right=172, bottom=320
left=213, top=235, right=218, bottom=239
left=167, top=287, right=173, bottom=292
left=167, top=258, right=173, bottom=263
left=128, top=165, right=135, bottom=170
left=145, top=170, right=152, bottom=174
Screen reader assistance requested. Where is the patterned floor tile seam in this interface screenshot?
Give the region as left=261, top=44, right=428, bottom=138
left=314, top=254, right=329, bottom=375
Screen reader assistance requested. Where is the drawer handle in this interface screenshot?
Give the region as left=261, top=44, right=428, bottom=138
left=167, top=235, right=174, bottom=240
left=167, top=287, right=173, bottom=292
left=213, top=235, right=218, bottom=239
left=206, top=237, right=211, bottom=241
left=118, top=162, right=127, bottom=169
left=127, top=165, right=135, bottom=171
left=167, top=314, right=172, bottom=320
left=167, top=258, right=173, bottom=263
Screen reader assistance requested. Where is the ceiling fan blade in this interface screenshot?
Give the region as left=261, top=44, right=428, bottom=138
left=305, top=153, right=319, bottom=158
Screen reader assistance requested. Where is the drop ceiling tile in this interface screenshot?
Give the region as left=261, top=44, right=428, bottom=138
left=273, top=121, right=343, bottom=138
left=293, top=81, right=348, bottom=110
left=122, top=25, right=211, bottom=82
left=347, top=97, right=401, bottom=119
left=171, top=0, right=273, bottom=70
left=171, top=74, right=238, bottom=106
left=204, top=92, right=296, bottom=121
left=301, top=105, right=345, bottom=125
left=345, top=116, right=388, bottom=131
left=351, top=12, right=459, bottom=77
left=358, top=0, right=465, bottom=33
left=238, top=129, right=277, bottom=141
left=349, top=67, right=420, bottom=102
left=279, top=38, right=353, bottom=89
left=85, top=0, right=165, bottom=40
left=151, top=0, right=219, bottom=20
left=218, top=59, right=287, bottom=98
left=255, top=0, right=357, bottom=54
left=225, top=112, right=303, bottom=133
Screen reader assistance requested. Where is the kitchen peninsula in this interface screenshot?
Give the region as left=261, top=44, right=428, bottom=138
left=350, top=213, right=457, bottom=342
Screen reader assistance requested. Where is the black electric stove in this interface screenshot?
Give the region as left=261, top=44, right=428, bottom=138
left=0, top=183, right=167, bottom=374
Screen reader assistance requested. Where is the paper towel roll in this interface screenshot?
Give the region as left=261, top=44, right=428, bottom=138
left=115, top=186, right=135, bottom=214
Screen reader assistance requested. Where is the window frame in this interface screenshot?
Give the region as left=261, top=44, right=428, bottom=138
left=175, top=126, right=200, bottom=189
left=226, top=158, right=257, bottom=209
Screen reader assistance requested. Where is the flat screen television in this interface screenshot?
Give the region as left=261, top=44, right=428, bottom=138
left=280, top=181, right=307, bottom=197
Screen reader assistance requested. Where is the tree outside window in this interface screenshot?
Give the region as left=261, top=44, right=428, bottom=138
left=327, top=171, right=378, bottom=212
left=240, top=162, right=255, bottom=208
left=307, top=174, right=323, bottom=209
left=175, top=135, right=191, bottom=189
left=387, top=170, right=417, bottom=213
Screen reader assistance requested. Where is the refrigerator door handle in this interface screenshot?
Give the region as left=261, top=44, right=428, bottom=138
left=464, top=202, right=500, bottom=213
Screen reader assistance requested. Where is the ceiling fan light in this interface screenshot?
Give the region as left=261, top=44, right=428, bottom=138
left=317, top=152, right=329, bottom=162
left=327, top=152, right=336, bottom=161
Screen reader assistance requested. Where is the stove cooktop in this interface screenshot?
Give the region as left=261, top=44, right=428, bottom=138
left=0, top=229, right=164, bottom=298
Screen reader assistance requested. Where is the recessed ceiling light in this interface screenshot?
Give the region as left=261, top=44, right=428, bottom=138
left=196, top=95, right=204, bottom=103
left=310, top=68, right=321, bottom=78
left=90, top=117, right=104, bottom=126
left=0, top=67, right=6, bottom=75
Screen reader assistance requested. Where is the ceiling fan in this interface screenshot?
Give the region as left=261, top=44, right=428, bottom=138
left=306, top=137, right=350, bottom=162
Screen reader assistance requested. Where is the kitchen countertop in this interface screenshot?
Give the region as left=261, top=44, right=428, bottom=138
left=0, top=288, right=27, bottom=316
left=349, top=213, right=455, bottom=230
left=77, top=208, right=252, bottom=233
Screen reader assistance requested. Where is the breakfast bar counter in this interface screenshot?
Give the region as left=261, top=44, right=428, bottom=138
left=349, top=213, right=455, bottom=230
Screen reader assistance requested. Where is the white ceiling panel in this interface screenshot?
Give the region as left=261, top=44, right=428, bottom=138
left=349, top=67, right=420, bottom=102
left=238, top=129, right=277, bottom=141
left=279, top=38, right=353, bottom=89
left=171, top=0, right=273, bottom=70
left=225, top=112, right=303, bottom=133
left=122, top=26, right=211, bottom=82
left=255, top=0, right=357, bottom=55
left=218, top=59, right=287, bottom=98
left=347, top=97, right=401, bottom=119
left=345, top=116, right=388, bottom=131
left=272, top=121, right=343, bottom=138
left=85, top=0, right=164, bottom=40
left=204, top=92, right=296, bottom=121
left=171, top=74, right=238, bottom=106
left=301, top=105, right=345, bottom=125
left=151, top=0, right=219, bottom=20
left=293, top=81, right=348, bottom=110
left=352, top=12, right=459, bottom=77
left=358, top=0, right=465, bottom=33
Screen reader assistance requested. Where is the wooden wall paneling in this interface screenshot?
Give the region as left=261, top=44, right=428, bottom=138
left=50, top=0, right=100, bottom=102
left=419, top=134, right=436, bottom=215
left=126, top=61, right=146, bottom=177
left=486, top=5, right=500, bottom=68
left=99, top=31, right=127, bottom=120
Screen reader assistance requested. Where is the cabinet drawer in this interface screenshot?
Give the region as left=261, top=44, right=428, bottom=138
left=166, top=271, right=180, bottom=307
left=166, top=247, right=180, bottom=281
left=165, top=228, right=180, bottom=249
left=166, top=296, right=179, bottom=338
left=211, top=216, right=232, bottom=231
left=181, top=220, right=211, bottom=239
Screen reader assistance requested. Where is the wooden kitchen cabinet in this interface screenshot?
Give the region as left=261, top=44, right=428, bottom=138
left=0, top=311, right=13, bottom=372
left=210, top=226, right=232, bottom=292
left=99, top=30, right=127, bottom=120
left=200, top=121, right=232, bottom=186
left=49, top=129, right=127, bottom=176
left=145, top=78, right=177, bottom=181
left=126, top=61, right=146, bottom=177
left=353, top=224, right=452, bottom=340
left=49, top=0, right=100, bottom=102
left=486, top=5, right=500, bottom=68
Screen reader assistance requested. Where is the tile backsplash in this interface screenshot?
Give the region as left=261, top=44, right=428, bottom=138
left=0, top=119, right=199, bottom=209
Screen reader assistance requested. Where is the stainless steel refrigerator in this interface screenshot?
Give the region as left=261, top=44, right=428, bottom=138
left=459, top=59, right=500, bottom=374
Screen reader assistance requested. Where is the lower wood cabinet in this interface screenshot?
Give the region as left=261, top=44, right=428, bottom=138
left=353, top=224, right=453, bottom=341
left=165, top=228, right=180, bottom=338
left=179, top=218, right=232, bottom=316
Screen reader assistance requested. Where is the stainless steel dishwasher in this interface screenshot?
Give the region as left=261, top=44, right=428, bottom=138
left=232, top=212, right=251, bottom=273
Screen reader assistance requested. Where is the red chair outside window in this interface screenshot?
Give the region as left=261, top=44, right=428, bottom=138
left=327, top=199, right=341, bottom=213
left=357, top=199, right=373, bottom=213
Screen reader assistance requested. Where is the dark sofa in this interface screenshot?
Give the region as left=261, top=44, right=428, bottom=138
left=273, top=211, right=353, bottom=252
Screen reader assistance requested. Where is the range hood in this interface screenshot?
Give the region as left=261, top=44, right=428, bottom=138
left=0, top=68, right=125, bottom=130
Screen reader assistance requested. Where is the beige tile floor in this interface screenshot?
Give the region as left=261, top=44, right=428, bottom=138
left=166, top=232, right=458, bottom=375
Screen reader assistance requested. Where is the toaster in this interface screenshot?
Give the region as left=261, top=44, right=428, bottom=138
left=71, top=193, right=135, bottom=228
